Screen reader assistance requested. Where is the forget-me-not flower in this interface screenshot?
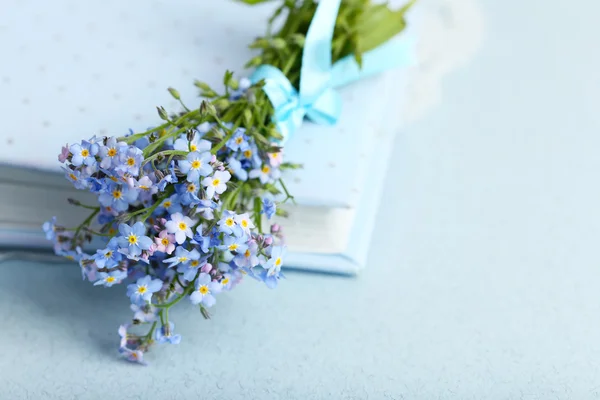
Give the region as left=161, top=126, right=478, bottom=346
left=70, top=141, right=99, bottom=166
left=94, top=270, right=127, bottom=287
left=126, top=275, right=163, bottom=304
left=155, top=322, right=182, bottom=345
left=189, top=273, right=221, bottom=307
left=94, top=237, right=122, bottom=268
left=165, top=212, right=196, bottom=245
left=178, top=151, right=213, bottom=182
left=202, top=170, right=231, bottom=199
left=117, top=222, right=154, bottom=257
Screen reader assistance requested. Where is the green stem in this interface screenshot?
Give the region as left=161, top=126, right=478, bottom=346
left=154, top=287, right=191, bottom=309
left=279, top=178, right=295, bottom=203
left=72, top=208, right=100, bottom=243
left=144, top=320, right=158, bottom=340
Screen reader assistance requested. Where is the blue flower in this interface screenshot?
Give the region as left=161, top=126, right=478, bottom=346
left=263, top=246, right=286, bottom=288
left=217, top=210, right=241, bottom=236
left=178, top=151, right=213, bottom=182
left=240, top=142, right=262, bottom=169
left=192, top=227, right=211, bottom=253
left=195, top=199, right=218, bottom=220
left=202, top=170, right=231, bottom=199
left=221, top=234, right=248, bottom=254
left=233, top=240, right=260, bottom=268
left=99, top=137, right=126, bottom=169
left=175, top=182, right=201, bottom=206
left=177, top=251, right=203, bottom=281
left=189, top=273, right=221, bottom=307
left=117, top=222, right=154, bottom=257
left=94, top=237, right=122, bottom=268
left=262, top=198, right=276, bottom=219
left=164, top=246, right=195, bottom=267
left=130, top=303, right=157, bottom=323
left=249, top=164, right=281, bottom=185
left=62, top=167, right=89, bottom=190
left=165, top=212, right=196, bottom=244
left=155, top=321, right=182, bottom=345
left=126, top=275, right=163, bottom=304
left=156, top=194, right=182, bottom=215
left=94, top=270, right=127, bottom=287
left=70, top=140, right=99, bottom=166
left=116, top=146, right=144, bottom=176
left=98, top=183, right=138, bottom=212
left=157, top=162, right=178, bottom=191
left=234, top=213, right=255, bottom=237
left=42, top=217, right=57, bottom=241
left=226, top=129, right=249, bottom=151
left=227, top=157, right=248, bottom=181
left=174, top=135, right=211, bottom=153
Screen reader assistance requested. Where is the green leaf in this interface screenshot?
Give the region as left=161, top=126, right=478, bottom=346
left=253, top=197, right=263, bottom=233
left=355, top=0, right=416, bottom=55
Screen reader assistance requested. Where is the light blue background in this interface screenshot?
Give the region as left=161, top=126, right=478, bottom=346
left=2, top=0, right=600, bottom=398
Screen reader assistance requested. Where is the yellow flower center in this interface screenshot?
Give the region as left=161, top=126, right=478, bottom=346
left=178, top=257, right=188, bottom=263
left=69, top=173, right=77, bottom=181
left=104, top=251, right=113, bottom=258
left=241, top=220, right=248, bottom=228
left=212, top=179, right=220, bottom=187
left=161, top=237, right=169, bottom=246
left=190, top=144, right=198, bottom=152
left=275, top=257, right=282, bottom=267
left=106, top=276, right=116, bottom=283
left=222, top=278, right=230, bottom=285
left=228, top=244, right=239, bottom=251
left=163, top=201, right=172, bottom=208
left=110, top=176, right=118, bottom=182
left=140, top=185, right=149, bottom=190
left=128, top=234, right=138, bottom=245
left=127, top=157, right=135, bottom=166
left=191, top=160, right=201, bottom=169
left=235, top=137, right=243, bottom=144
left=107, top=148, right=117, bottom=157
left=244, top=249, right=251, bottom=258
left=198, top=285, right=209, bottom=295
left=112, top=190, right=122, bottom=199
left=178, top=222, right=187, bottom=231
left=261, top=165, right=270, bottom=174
left=65, top=255, right=74, bottom=261
left=137, top=285, right=147, bottom=294
left=243, top=150, right=252, bottom=158
left=187, top=184, right=196, bottom=193
left=190, top=260, right=199, bottom=267
left=225, top=218, right=234, bottom=227
left=81, top=149, right=90, bottom=157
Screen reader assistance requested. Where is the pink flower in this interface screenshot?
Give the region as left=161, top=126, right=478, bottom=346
left=201, top=263, right=213, bottom=273
left=268, top=150, right=283, bottom=167
left=154, top=230, right=175, bottom=254
left=58, top=144, right=70, bottom=163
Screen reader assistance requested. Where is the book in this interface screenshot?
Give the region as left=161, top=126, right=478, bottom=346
left=0, top=0, right=415, bottom=274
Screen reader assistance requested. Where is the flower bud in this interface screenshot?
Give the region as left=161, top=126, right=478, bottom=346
left=167, top=87, right=181, bottom=100
left=157, top=106, right=169, bottom=121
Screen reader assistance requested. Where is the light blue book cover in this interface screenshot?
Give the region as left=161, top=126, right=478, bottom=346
left=0, top=0, right=417, bottom=273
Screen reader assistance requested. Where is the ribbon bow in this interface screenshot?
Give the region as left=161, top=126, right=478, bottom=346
left=250, top=0, right=415, bottom=143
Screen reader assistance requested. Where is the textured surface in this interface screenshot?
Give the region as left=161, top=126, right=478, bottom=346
left=3, top=0, right=600, bottom=399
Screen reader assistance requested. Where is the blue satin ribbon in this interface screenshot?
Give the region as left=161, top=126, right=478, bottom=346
left=250, top=0, right=415, bottom=143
